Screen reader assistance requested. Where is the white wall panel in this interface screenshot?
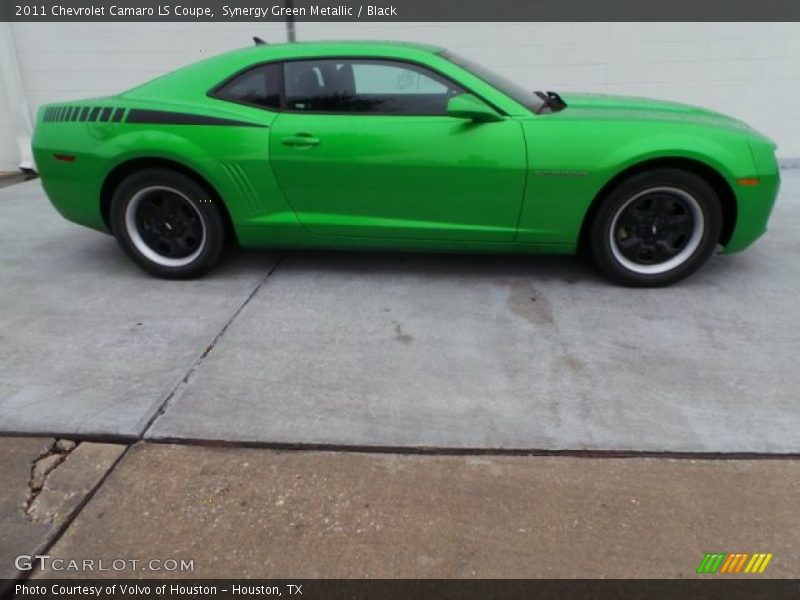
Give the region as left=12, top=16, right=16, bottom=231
left=10, top=22, right=287, bottom=108
left=0, top=24, right=26, bottom=170
left=299, top=22, right=800, bottom=158
left=0, top=80, right=17, bottom=171
left=7, top=21, right=800, bottom=158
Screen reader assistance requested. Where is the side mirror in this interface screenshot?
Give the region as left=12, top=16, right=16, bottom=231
left=446, top=94, right=503, bottom=122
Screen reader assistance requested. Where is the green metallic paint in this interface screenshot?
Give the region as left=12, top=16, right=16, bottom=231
left=268, top=111, right=526, bottom=241
left=32, top=41, right=780, bottom=258
left=446, top=94, right=504, bottom=122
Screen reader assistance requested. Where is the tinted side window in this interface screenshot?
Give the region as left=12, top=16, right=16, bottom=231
left=215, top=63, right=282, bottom=110
left=283, top=59, right=462, bottom=115
left=352, top=63, right=450, bottom=95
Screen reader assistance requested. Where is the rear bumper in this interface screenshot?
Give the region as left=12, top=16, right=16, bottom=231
left=32, top=147, right=108, bottom=233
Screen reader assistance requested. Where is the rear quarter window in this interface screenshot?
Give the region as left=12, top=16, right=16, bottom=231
left=214, top=63, right=282, bottom=110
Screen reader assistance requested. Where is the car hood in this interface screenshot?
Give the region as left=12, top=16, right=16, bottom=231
left=555, top=92, right=761, bottom=135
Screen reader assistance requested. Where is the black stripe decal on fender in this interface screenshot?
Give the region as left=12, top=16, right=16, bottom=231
left=125, top=109, right=266, bottom=128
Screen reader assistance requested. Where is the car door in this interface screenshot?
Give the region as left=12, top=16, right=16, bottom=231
left=268, top=58, right=527, bottom=242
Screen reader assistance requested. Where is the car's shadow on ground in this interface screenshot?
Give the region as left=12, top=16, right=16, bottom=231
left=73, top=231, right=752, bottom=290
left=222, top=246, right=606, bottom=284
left=221, top=246, right=755, bottom=289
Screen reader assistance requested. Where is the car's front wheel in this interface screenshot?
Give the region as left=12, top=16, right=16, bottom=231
left=590, top=168, right=722, bottom=287
left=110, top=168, right=225, bottom=279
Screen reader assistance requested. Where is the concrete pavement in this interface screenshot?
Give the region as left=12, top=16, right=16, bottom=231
left=1, top=438, right=54, bottom=582
left=34, top=442, right=800, bottom=579
left=0, top=181, right=278, bottom=437
left=1, top=172, right=799, bottom=450
left=150, top=170, right=800, bottom=452
left=0, top=436, right=124, bottom=589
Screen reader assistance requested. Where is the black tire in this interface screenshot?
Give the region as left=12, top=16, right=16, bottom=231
left=590, top=168, right=722, bottom=287
left=110, top=168, right=225, bottom=279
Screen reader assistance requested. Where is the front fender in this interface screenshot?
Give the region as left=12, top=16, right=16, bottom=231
left=595, top=133, right=754, bottom=185
left=517, top=119, right=756, bottom=246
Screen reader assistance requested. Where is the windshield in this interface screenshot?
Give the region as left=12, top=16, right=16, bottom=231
left=440, top=50, right=545, bottom=114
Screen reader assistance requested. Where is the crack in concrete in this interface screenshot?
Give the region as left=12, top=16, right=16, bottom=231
left=23, top=438, right=80, bottom=522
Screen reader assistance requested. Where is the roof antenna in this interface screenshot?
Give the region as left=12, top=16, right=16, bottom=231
left=253, top=37, right=267, bottom=45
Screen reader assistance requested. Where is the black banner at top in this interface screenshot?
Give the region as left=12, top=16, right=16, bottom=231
left=2, top=0, right=800, bottom=22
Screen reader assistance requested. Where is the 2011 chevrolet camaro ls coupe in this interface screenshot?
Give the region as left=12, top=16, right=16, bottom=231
left=32, top=41, right=780, bottom=286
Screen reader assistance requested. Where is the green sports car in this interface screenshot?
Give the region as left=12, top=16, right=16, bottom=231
left=32, top=41, right=780, bottom=286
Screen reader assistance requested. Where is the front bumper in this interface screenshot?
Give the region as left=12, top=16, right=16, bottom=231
left=722, top=142, right=781, bottom=254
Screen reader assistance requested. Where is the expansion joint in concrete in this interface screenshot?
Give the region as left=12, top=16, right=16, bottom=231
left=138, top=253, right=287, bottom=439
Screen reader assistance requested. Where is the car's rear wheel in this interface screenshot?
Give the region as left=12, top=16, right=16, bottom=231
left=110, top=169, right=225, bottom=279
left=590, top=168, right=722, bottom=287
